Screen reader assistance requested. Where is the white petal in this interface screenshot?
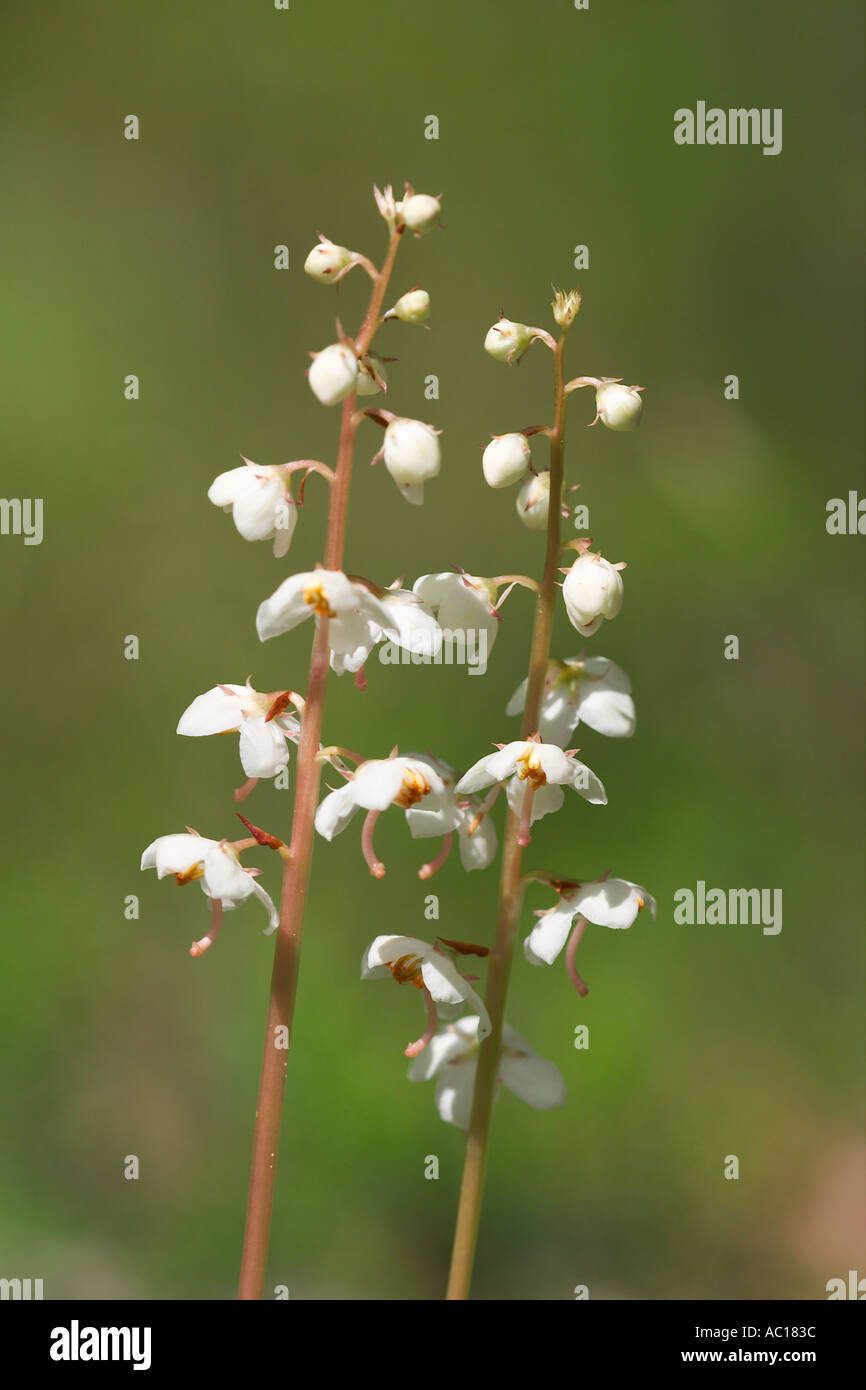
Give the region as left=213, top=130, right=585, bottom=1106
left=238, top=717, right=289, bottom=779
left=256, top=572, right=313, bottom=642
left=434, top=1063, right=479, bottom=1129
left=455, top=743, right=522, bottom=794
left=363, top=935, right=432, bottom=972
left=201, top=844, right=258, bottom=908
left=406, top=1029, right=470, bottom=1081
left=537, top=744, right=580, bottom=784
left=140, top=833, right=215, bottom=877
left=537, top=688, right=581, bottom=747
left=404, top=785, right=462, bottom=838
left=570, top=878, right=656, bottom=929
left=566, top=759, right=608, bottom=805
left=578, top=687, right=635, bottom=738
left=420, top=956, right=491, bottom=1038
left=248, top=876, right=280, bottom=934
left=327, top=611, right=379, bottom=673
left=207, top=466, right=249, bottom=508
left=500, top=1052, right=566, bottom=1111
left=232, top=472, right=285, bottom=542
left=457, top=812, right=498, bottom=871
left=176, top=685, right=247, bottom=737
left=378, top=591, right=442, bottom=658
left=350, top=759, right=412, bottom=811
left=523, top=904, right=577, bottom=966
left=314, top=782, right=360, bottom=840
left=506, top=777, right=565, bottom=823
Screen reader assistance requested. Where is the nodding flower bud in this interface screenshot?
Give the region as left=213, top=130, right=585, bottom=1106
left=482, top=433, right=531, bottom=489
left=308, top=343, right=358, bottom=406
left=384, top=288, right=430, bottom=324
left=595, top=382, right=643, bottom=432
left=383, top=417, right=441, bottom=505
left=356, top=352, right=388, bottom=397
left=303, top=237, right=354, bottom=284
left=562, top=552, right=624, bottom=636
left=516, top=470, right=551, bottom=530
left=398, top=193, right=442, bottom=234
left=484, top=316, right=531, bottom=365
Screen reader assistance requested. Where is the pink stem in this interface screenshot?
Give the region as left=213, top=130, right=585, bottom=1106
left=361, top=809, right=386, bottom=878
left=190, top=900, right=223, bottom=958
left=517, top=784, right=536, bottom=847
left=418, top=832, right=454, bottom=880
left=466, top=784, right=501, bottom=836
left=404, top=986, right=438, bottom=1058
left=565, top=916, right=589, bottom=996
left=233, top=777, right=259, bottom=803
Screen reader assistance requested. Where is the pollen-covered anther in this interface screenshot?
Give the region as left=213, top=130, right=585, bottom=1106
left=394, top=768, right=432, bottom=808
left=302, top=582, right=337, bottom=618
left=174, top=862, right=205, bottom=886
left=515, top=747, right=547, bottom=789
left=387, top=953, right=425, bottom=987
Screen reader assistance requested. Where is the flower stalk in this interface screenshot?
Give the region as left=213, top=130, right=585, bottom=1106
left=237, top=227, right=403, bottom=1301
left=445, top=325, right=571, bottom=1301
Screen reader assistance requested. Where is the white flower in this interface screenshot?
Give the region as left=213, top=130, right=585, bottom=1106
left=524, top=877, right=656, bottom=966
left=562, top=552, right=624, bottom=636
left=176, top=682, right=300, bottom=780
left=303, top=237, right=354, bottom=283
left=308, top=342, right=358, bottom=406
left=412, top=571, right=501, bottom=653
left=140, top=833, right=279, bottom=934
left=484, top=316, right=531, bottom=364
left=456, top=739, right=606, bottom=825
left=382, top=417, right=441, bottom=504
left=482, top=433, right=531, bottom=489
left=316, top=756, right=461, bottom=843
left=516, top=470, right=551, bottom=530
left=256, top=570, right=435, bottom=676
left=595, top=382, right=643, bottom=431
left=385, top=288, right=430, bottom=323
left=402, top=753, right=498, bottom=870
left=506, top=656, right=635, bottom=745
left=208, top=459, right=297, bottom=558
left=398, top=193, right=441, bottom=234
left=362, top=936, right=491, bottom=1038
left=408, top=1017, right=566, bottom=1129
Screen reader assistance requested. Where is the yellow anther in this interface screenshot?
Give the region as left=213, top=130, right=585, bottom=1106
left=394, top=768, right=432, bottom=809
left=515, top=746, right=546, bottom=789
left=302, top=582, right=337, bottom=619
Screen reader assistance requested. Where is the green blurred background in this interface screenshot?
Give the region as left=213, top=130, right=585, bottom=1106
left=1, top=0, right=863, bottom=1300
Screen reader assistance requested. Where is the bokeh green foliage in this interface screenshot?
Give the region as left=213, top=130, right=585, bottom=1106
left=0, top=0, right=863, bottom=1298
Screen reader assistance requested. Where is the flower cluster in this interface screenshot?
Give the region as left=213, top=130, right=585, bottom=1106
left=142, top=181, right=653, bottom=1172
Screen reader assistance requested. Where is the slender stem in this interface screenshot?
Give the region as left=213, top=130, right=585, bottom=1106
left=445, top=327, right=570, bottom=1301
left=237, top=228, right=402, bottom=1300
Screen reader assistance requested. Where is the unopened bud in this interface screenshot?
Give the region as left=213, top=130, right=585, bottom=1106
left=516, top=470, right=551, bottom=530
left=562, top=553, right=624, bottom=636
left=482, top=433, right=531, bottom=488
left=399, top=193, right=441, bottom=234
left=595, top=382, right=643, bottom=431
left=484, top=316, right=531, bottom=364
left=383, top=418, right=441, bottom=505
left=304, top=238, right=353, bottom=283
left=385, top=288, right=430, bottom=324
left=552, top=287, right=582, bottom=328
left=308, top=343, right=358, bottom=406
